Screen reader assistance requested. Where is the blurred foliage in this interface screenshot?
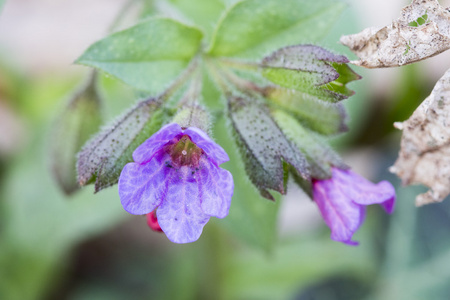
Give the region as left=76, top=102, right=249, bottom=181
left=0, top=72, right=128, bottom=299
left=50, top=73, right=104, bottom=195
left=1, top=1, right=450, bottom=300
left=355, top=63, right=432, bottom=145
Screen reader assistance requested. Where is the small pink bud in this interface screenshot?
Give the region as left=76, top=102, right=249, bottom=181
left=146, top=211, right=163, bottom=232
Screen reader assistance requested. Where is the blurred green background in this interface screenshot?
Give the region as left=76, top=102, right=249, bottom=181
left=2, top=0, right=450, bottom=299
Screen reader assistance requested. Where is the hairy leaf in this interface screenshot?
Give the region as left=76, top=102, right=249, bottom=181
left=201, top=72, right=280, bottom=251
left=208, top=0, right=346, bottom=59
left=340, top=0, right=450, bottom=68
left=228, top=96, right=309, bottom=199
left=76, top=18, right=203, bottom=93
left=266, top=87, right=347, bottom=135
left=213, top=117, right=280, bottom=252
left=262, top=45, right=348, bottom=84
left=273, top=110, right=346, bottom=180
left=261, top=45, right=360, bottom=101
left=50, top=74, right=102, bottom=195
left=391, top=68, right=450, bottom=206
left=77, top=98, right=166, bottom=192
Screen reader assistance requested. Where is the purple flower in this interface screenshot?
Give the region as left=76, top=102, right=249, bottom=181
left=313, top=167, right=395, bottom=245
left=118, top=123, right=234, bottom=243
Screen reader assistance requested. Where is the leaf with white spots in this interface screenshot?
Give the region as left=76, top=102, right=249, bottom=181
left=77, top=98, right=167, bottom=192
left=208, top=0, right=346, bottom=59
left=391, top=68, right=450, bottom=206
left=261, top=45, right=360, bottom=102
left=266, top=87, right=348, bottom=135
left=340, top=0, right=450, bottom=68
left=228, top=96, right=309, bottom=200
left=76, top=18, right=203, bottom=94
left=273, top=110, right=346, bottom=180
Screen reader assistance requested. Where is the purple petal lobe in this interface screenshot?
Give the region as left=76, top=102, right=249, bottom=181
left=133, top=123, right=182, bottom=163
left=118, top=155, right=169, bottom=215
left=313, top=179, right=363, bottom=245
left=184, top=127, right=229, bottom=165
left=380, top=195, right=395, bottom=214
left=157, top=166, right=210, bottom=243
left=197, top=158, right=234, bottom=218
left=333, top=168, right=396, bottom=213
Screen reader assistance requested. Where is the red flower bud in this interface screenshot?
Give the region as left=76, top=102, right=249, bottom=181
left=146, top=211, right=163, bottom=232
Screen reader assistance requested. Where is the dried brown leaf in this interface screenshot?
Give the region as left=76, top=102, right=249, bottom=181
left=390, top=68, right=450, bottom=206
left=340, top=0, right=450, bottom=68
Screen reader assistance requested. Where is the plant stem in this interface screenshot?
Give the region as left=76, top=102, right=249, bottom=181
left=218, top=58, right=260, bottom=72
left=107, top=0, right=139, bottom=33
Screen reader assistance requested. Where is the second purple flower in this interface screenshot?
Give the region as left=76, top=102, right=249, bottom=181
left=118, top=123, right=234, bottom=243
left=313, top=167, right=395, bottom=245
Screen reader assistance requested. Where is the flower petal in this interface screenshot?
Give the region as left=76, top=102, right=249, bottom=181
left=333, top=168, right=396, bottom=213
left=313, top=179, right=363, bottom=245
left=157, top=166, right=210, bottom=243
left=184, top=127, right=229, bottom=165
left=118, top=155, right=169, bottom=215
left=197, top=158, right=234, bottom=218
left=380, top=194, right=395, bottom=214
left=132, top=123, right=182, bottom=163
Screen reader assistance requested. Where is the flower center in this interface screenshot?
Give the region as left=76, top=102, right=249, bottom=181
left=167, top=135, right=203, bottom=167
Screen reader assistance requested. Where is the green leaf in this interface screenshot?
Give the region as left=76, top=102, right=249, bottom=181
left=0, top=127, right=126, bottom=300
left=322, top=62, right=362, bottom=98
left=261, top=45, right=359, bottom=101
left=167, top=0, right=226, bottom=40
left=272, top=110, right=346, bottom=179
left=208, top=0, right=346, bottom=59
left=222, top=238, right=375, bottom=300
left=50, top=74, right=103, bottom=195
left=262, top=45, right=347, bottom=84
left=228, top=96, right=309, bottom=199
left=77, top=98, right=167, bottom=192
left=76, top=18, right=203, bottom=94
left=267, top=87, right=347, bottom=135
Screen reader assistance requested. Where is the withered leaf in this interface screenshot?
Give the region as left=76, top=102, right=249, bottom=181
left=77, top=98, right=166, bottom=192
left=390, top=68, right=450, bottom=206
left=228, top=96, right=309, bottom=200
left=340, top=0, right=450, bottom=68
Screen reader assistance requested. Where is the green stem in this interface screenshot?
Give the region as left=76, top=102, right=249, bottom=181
left=219, top=64, right=269, bottom=97
left=206, top=57, right=268, bottom=99
left=160, top=56, right=201, bottom=101
left=218, top=57, right=260, bottom=72
left=107, top=0, right=139, bottom=33
left=204, top=57, right=234, bottom=98
left=178, top=67, right=203, bottom=108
